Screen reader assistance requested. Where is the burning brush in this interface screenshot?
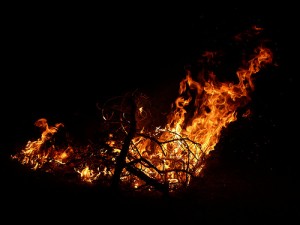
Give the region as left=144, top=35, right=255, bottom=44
left=11, top=26, right=273, bottom=196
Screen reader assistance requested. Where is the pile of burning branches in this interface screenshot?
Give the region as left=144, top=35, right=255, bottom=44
left=11, top=26, right=273, bottom=196
left=11, top=90, right=207, bottom=196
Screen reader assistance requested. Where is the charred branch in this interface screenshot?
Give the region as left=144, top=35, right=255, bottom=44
left=111, top=94, right=137, bottom=191
left=125, top=164, right=169, bottom=197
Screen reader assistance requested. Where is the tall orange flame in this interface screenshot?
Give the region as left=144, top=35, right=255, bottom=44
left=127, top=45, right=272, bottom=189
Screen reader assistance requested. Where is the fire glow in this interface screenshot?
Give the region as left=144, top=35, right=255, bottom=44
left=11, top=27, right=273, bottom=194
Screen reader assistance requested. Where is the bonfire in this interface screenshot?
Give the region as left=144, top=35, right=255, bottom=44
left=11, top=25, right=273, bottom=196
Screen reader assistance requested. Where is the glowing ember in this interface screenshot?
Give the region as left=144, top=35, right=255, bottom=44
left=11, top=26, right=273, bottom=194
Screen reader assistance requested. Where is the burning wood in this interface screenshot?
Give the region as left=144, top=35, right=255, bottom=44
left=11, top=26, right=273, bottom=196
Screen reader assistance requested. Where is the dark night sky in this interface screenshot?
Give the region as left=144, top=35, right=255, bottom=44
left=2, top=3, right=299, bottom=224
left=4, top=7, right=296, bottom=122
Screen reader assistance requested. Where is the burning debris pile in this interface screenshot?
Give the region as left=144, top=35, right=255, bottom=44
left=11, top=26, right=273, bottom=195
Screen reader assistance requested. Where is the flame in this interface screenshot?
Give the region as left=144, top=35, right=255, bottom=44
left=75, top=165, right=100, bottom=183
left=126, top=45, right=272, bottom=189
left=11, top=118, right=66, bottom=169
left=11, top=28, right=273, bottom=193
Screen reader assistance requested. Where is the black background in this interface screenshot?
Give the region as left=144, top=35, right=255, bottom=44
left=2, top=3, right=298, bottom=224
